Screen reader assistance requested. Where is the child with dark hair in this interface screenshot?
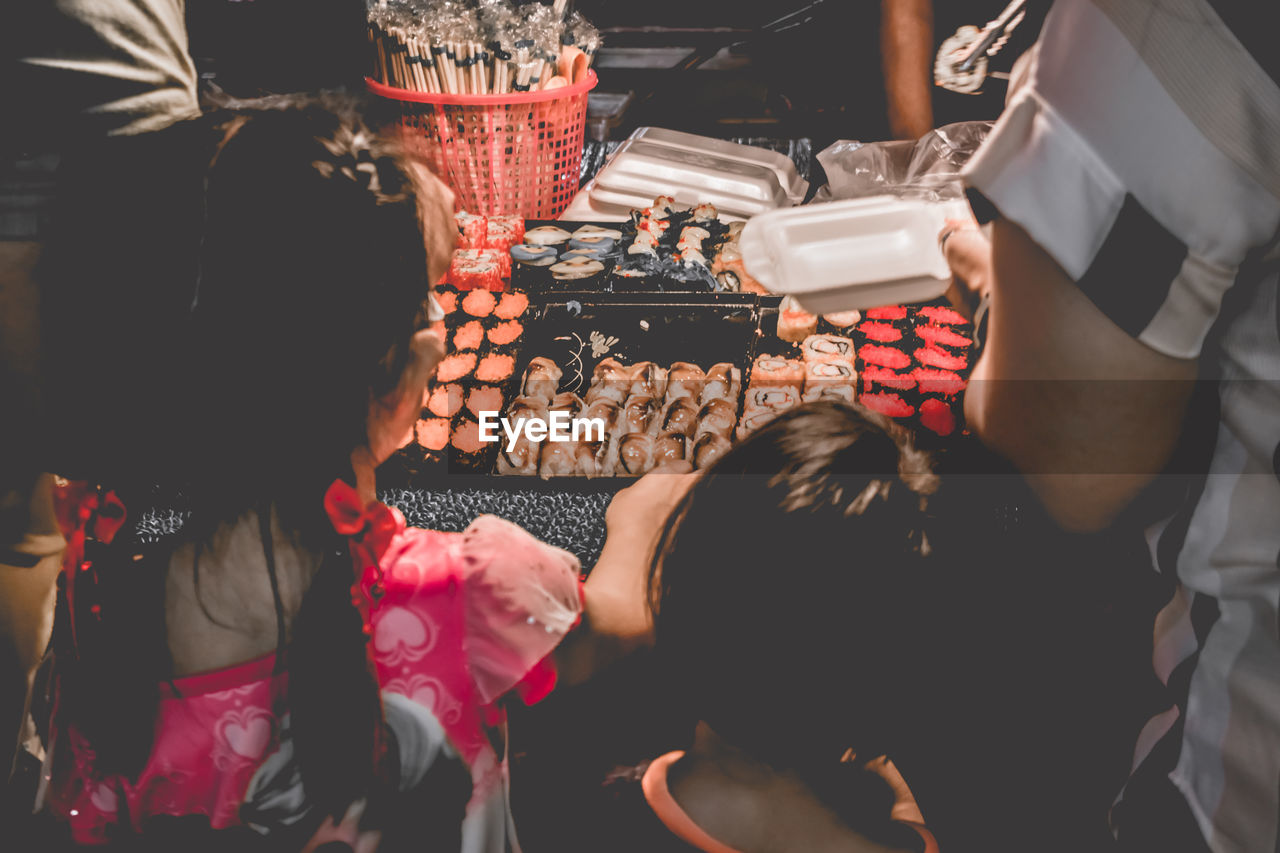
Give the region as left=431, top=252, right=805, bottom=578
left=577, top=402, right=941, bottom=853
left=34, top=96, right=685, bottom=853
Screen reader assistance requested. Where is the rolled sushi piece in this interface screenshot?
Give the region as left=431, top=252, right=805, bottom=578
left=496, top=396, right=548, bottom=476
left=628, top=361, right=668, bottom=400
left=749, top=354, right=804, bottom=388
left=415, top=417, right=450, bottom=452
left=460, top=288, right=497, bottom=318
left=778, top=297, right=819, bottom=344
left=695, top=398, right=738, bottom=440
left=426, top=383, right=465, bottom=418
left=450, top=417, right=487, bottom=456
left=484, top=215, right=525, bottom=252
left=804, top=359, right=857, bottom=394
left=621, top=394, right=660, bottom=435
left=448, top=252, right=504, bottom=291
left=701, top=363, right=741, bottom=405
left=474, top=353, right=515, bottom=384
left=436, top=352, right=477, bottom=383
left=822, top=309, right=862, bottom=330
left=735, top=408, right=779, bottom=441
left=743, top=385, right=802, bottom=415
left=493, top=291, right=528, bottom=321
left=455, top=212, right=487, bottom=249
left=486, top=319, right=524, bottom=348
left=539, top=441, right=578, bottom=479
left=801, top=334, right=856, bottom=364
left=465, top=385, right=505, bottom=419
left=665, top=362, right=706, bottom=404
left=575, top=400, right=621, bottom=478
left=585, top=358, right=630, bottom=406
left=549, top=391, right=584, bottom=417
left=653, top=396, right=701, bottom=439
left=452, top=319, right=485, bottom=351
left=653, top=431, right=690, bottom=466
left=802, top=384, right=856, bottom=405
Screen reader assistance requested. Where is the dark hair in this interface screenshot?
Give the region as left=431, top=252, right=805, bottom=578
left=60, top=95, right=439, bottom=821
left=649, top=402, right=938, bottom=828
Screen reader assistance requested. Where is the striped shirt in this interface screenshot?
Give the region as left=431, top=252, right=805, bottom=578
left=963, top=1, right=1280, bottom=850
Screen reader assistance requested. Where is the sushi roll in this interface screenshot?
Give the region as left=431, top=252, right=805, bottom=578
left=701, top=363, right=741, bottom=405
left=461, top=288, right=497, bottom=318
left=568, top=235, right=617, bottom=253
left=484, top=215, right=524, bottom=251
left=496, top=396, right=548, bottom=476
left=450, top=418, right=486, bottom=456
left=861, top=365, right=917, bottom=394
left=524, top=225, right=572, bottom=246
left=415, top=417, right=450, bottom=452
left=622, top=395, right=659, bottom=435
left=585, top=358, right=630, bottom=406
left=434, top=289, right=459, bottom=315
left=427, top=383, right=465, bottom=418
left=802, top=334, right=856, bottom=364
left=455, top=212, right=487, bottom=249
left=539, top=441, right=578, bottom=479
left=452, top=320, right=485, bottom=351
left=465, top=385, right=505, bottom=418
left=860, top=322, right=904, bottom=343
left=918, top=305, right=969, bottom=326
left=522, top=357, right=562, bottom=402
left=743, top=385, right=801, bottom=415
left=693, top=432, right=732, bottom=470
left=486, top=319, right=523, bottom=347
left=802, top=384, right=856, bottom=405
left=572, top=224, right=623, bottom=241
left=914, top=346, right=968, bottom=372
left=510, top=244, right=558, bottom=267
left=474, top=353, right=515, bottom=384
left=436, top=352, right=477, bottom=383
left=778, top=297, right=819, bottom=344
left=913, top=366, right=966, bottom=396
left=710, top=246, right=768, bottom=295
left=822, top=309, right=862, bottom=329
left=804, top=359, right=857, bottom=393
left=690, top=202, right=718, bottom=222
left=628, top=361, right=668, bottom=400
left=653, top=431, right=690, bottom=466
left=616, top=432, right=655, bottom=476
left=549, top=391, right=584, bottom=416
left=493, top=291, right=528, bottom=320
left=749, top=355, right=804, bottom=389
left=550, top=258, right=605, bottom=284
left=735, top=408, right=778, bottom=441
left=859, top=344, right=912, bottom=370
left=576, top=399, right=621, bottom=477
left=653, top=397, right=701, bottom=439
left=449, top=249, right=507, bottom=289
left=915, top=324, right=974, bottom=350
left=695, top=398, right=738, bottom=440
left=665, top=362, right=706, bottom=403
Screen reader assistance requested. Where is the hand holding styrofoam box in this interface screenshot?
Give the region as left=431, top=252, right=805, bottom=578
left=740, top=196, right=973, bottom=313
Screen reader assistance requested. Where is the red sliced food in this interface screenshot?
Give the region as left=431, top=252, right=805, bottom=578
left=913, top=367, right=967, bottom=396
left=918, top=305, right=968, bottom=325
left=475, top=353, right=515, bottom=383
left=493, top=291, right=528, bottom=320
left=466, top=385, right=505, bottom=417
left=915, top=346, right=968, bottom=372
left=416, top=418, right=450, bottom=451
left=919, top=398, right=957, bottom=436
left=862, top=365, right=917, bottom=392
left=434, top=289, right=459, bottom=315
left=860, top=392, right=915, bottom=418
left=450, top=418, right=486, bottom=454
left=859, top=344, right=912, bottom=370
left=916, top=324, right=973, bottom=349
left=436, top=352, right=477, bottom=382
left=487, top=319, right=523, bottom=346
left=452, top=320, right=485, bottom=351
left=427, top=383, right=464, bottom=417
left=860, top=322, right=903, bottom=343
left=461, top=289, right=497, bottom=317
left=865, top=305, right=908, bottom=320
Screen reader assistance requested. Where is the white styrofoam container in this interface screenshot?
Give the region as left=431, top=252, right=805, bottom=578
left=560, top=180, right=748, bottom=222
left=739, top=196, right=969, bottom=313
left=623, top=127, right=808, bottom=205
left=586, top=134, right=798, bottom=217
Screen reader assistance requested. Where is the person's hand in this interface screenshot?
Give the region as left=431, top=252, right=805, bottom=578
left=938, top=219, right=991, bottom=321
left=586, top=462, right=697, bottom=643
left=300, top=799, right=381, bottom=853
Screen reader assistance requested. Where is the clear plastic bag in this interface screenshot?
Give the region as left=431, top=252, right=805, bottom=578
left=812, top=120, right=994, bottom=204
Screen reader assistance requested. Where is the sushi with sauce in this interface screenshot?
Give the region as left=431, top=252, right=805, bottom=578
left=743, top=385, right=801, bottom=416
left=622, top=395, right=659, bottom=435
left=549, top=391, right=584, bottom=415
left=665, top=362, right=706, bottom=403
left=693, top=432, right=732, bottom=469
left=628, top=361, right=668, bottom=400
left=617, top=432, right=655, bottom=476
left=522, top=357, right=563, bottom=402
left=778, top=297, right=818, bottom=343
left=653, top=431, right=690, bottom=466
left=585, top=358, right=630, bottom=406
left=576, top=399, right=622, bottom=477
left=653, top=397, right=701, bottom=439
left=735, top=408, right=778, bottom=441
left=496, top=396, right=548, bottom=476
left=701, top=363, right=741, bottom=405
left=695, top=398, right=737, bottom=439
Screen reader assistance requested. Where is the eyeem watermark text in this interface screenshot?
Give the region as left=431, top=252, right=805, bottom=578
left=477, top=412, right=606, bottom=451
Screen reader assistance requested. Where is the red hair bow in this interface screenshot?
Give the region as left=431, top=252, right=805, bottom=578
left=323, top=479, right=398, bottom=562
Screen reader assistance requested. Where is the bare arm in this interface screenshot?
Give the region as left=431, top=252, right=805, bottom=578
left=882, top=0, right=934, bottom=140
left=948, top=220, right=1197, bottom=532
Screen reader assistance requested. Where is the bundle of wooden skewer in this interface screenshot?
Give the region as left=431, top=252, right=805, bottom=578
left=368, top=0, right=600, bottom=95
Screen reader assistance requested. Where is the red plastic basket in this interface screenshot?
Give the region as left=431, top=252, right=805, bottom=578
left=367, top=72, right=596, bottom=220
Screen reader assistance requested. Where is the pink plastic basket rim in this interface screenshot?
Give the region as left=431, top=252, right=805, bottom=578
left=365, top=70, right=597, bottom=106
